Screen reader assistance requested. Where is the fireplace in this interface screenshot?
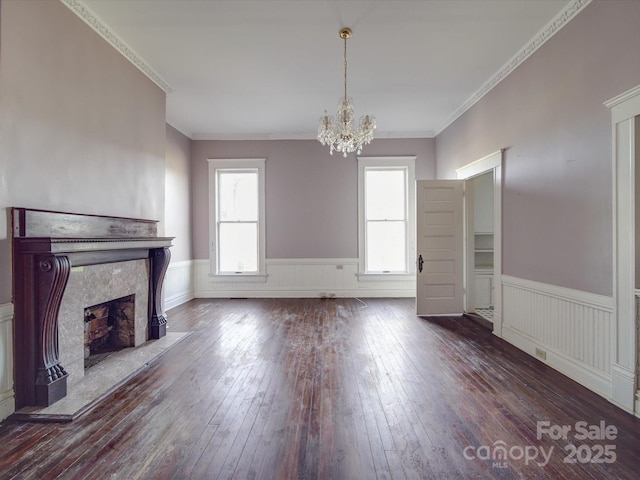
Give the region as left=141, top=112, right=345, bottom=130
left=11, top=208, right=173, bottom=409
left=84, top=295, right=135, bottom=369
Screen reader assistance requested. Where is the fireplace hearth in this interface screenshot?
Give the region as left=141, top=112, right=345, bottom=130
left=11, top=208, right=173, bottom=409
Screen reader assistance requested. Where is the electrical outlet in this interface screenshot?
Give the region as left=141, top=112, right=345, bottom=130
left=535, top=347, right=547, bottom=361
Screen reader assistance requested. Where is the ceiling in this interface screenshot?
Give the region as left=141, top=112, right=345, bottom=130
left=77, top=0, right=577, bottom=140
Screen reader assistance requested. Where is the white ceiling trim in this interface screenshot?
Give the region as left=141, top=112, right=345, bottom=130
left=192, top=132, right=319, bottom=141
left=191, top=130, right=435, bottom=141
left=436, top=0, right=591, bottom=135
left=60, top=0, right=173, bottom=93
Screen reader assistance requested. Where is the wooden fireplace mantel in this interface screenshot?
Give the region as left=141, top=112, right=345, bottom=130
left=11, top=208, right=173, bottom=409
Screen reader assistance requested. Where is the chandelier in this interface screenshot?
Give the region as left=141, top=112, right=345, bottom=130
left=317, top=27, right=376, bottom=157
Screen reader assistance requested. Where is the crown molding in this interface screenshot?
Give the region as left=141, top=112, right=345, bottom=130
left=191, top=130, right=434, bottom=141
left=59, top=0, right=173, bottom=93
left=437, top=0, right=591, bottom=135
left=372, top=130, right=436, bottom=140
left=192, top=133, right=316, bottom=141
left=604, top=84, right=640, bottom=109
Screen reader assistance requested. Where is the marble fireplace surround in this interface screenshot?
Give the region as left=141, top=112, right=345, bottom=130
left=60, top=260, right=149, bottom=386
left=11, top=208, right=173, bottom=409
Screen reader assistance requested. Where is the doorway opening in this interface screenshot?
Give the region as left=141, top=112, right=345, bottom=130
left=456, top=150, right=503, bottom=335
left=468, top=171, right=494, bottom=323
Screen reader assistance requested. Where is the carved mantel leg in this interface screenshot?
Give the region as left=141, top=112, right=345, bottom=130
left=34, top=255, right=71, bottom=406
left=149, top=247, right=170, bottom=339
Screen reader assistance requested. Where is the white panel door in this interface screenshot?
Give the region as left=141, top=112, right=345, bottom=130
left=416, top=180, right=464, bottom=315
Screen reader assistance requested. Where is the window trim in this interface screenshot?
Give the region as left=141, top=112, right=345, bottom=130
left=208, top=158, right=266, bottom=281
left=357, top=156, right=416, bottom=279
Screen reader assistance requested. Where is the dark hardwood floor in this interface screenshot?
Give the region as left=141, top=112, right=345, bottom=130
left=1, top=298, right=639, bottom=479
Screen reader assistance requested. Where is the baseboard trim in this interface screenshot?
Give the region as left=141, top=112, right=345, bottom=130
left=502, top=325, right=612, bottom=401
left=0, top=392, right=15, bottom=424
left=165, top=291, right=195, bottom=311
left=194, top=289, right=413, bottom=299
left=610, top=363, right=636, bottom=413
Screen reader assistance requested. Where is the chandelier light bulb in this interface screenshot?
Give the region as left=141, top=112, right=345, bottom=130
left=317, top=27, right=376, bottom=157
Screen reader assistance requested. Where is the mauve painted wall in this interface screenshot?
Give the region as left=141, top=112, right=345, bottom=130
left=0, top=0, right=167, bottom=304
left=165, top=125, right=193, bottom=262
left=191, top=138, right=434, bottom=260
left=435, top=0, right=640, bottom=297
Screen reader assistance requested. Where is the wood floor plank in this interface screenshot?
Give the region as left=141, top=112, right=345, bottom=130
left=1, top=298, right=640, bottom=479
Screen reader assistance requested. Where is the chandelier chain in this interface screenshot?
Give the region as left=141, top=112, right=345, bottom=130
left=343, top=34, right=348, bottom=101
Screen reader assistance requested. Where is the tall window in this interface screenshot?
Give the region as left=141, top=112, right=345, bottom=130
left=208, top=159, right=265, bottom=277
left=358, top=157, right=415, bottom=275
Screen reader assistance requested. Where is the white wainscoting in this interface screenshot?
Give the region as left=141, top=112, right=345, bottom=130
left=164, top=260, right=195, bottom=311
left=501, top=275, right=614, bottom=401
left=194, top=259, right=416, bottom=298
left=0, top=303, right=15, bottom=422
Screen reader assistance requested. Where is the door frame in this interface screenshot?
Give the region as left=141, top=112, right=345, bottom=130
left=455, top=150, right=503, bottom=336
left=605, top=84, right=640, bottom=415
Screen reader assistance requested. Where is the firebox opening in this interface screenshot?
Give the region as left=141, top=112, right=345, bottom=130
left=84, top=294, right=136, bottom=369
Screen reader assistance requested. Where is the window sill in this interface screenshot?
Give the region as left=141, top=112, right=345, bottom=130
left=356, top=273, right=414, bottom=282
left=208, top=273, right=268, bottom=283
